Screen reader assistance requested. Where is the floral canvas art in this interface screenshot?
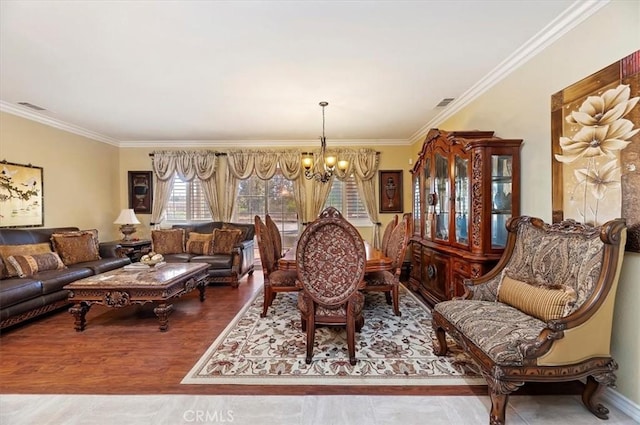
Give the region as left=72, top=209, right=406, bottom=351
left=0, top=161, right=44, bottom=228
left=552, top=51, right=640, bottom=252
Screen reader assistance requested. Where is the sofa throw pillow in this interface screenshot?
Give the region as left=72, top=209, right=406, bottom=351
left=211, top=228, right=243, bottom=255
left=186, top=232, right=214, bottom=255
left=51, top=232, right=101, bottom=265
left=151, top=229, right=185, bottom=255
left=0, top=243, right=53, bottom=277
left=498, top=275, right=577, bottom=322
left=7, top=252, right=66, bottom=277
left=60, top=229, right=101, bottom=255
left=221, top=223, right=248, bottom=241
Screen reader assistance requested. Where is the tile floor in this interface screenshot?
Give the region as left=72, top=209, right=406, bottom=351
left=0, top=394, right=637, bottom=425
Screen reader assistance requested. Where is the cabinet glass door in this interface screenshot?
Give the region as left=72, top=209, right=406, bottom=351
left=412, top=173, right=421, bottom=236
left=491, top=154, right=513, bottom=248
left=423, top=158, right=431, bottom=239
left=434, top=153, right=449, bottom=241
left=454, top=155, right=469, bottom=245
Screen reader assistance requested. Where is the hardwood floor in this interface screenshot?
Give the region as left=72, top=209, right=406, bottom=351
left=0, top=271, right=580, bottom=396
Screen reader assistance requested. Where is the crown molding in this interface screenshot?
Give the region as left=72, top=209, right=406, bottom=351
left=0, top=100, right=120, bottom=146
left=118, top=138, right=411, bottom=148
left=408, top=0, right=611, bottom=145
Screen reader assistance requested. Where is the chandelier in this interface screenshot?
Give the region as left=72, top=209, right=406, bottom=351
left=302, top=101, right=348, bottom=183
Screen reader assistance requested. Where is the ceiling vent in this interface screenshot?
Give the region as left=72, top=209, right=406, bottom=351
left=436, top=98, right=455, bottom=108
left=17, top=102, right=46, bottom=111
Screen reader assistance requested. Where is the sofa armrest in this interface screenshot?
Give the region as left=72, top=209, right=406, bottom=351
left=231, top=239, right=255, bottom=277
left=99, top=242, right=127, bottom=259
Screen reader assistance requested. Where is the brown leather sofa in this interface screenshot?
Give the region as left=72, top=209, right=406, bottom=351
left=0, top=227, right=131, bottom=330
left=164, top=222, right=255, bottom=288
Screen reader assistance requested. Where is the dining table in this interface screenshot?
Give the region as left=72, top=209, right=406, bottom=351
left=277, top=241, right=393, bottom=273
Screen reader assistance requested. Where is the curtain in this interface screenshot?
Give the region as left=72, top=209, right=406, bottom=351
left=224, top=151, right=255, bottom=221
left=351, top=149, right=381, bottom=248
left=150, top=150, right=220, bottom=225
left=279, top=151, right=305, bottom=228
left=150, top=151, right=177, bottom=228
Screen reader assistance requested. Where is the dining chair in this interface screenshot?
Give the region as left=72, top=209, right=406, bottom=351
left=381, top=214, right=398, bottom=256
left=363, top=213, right=411, bottom=316
left=265, top=214, right=284, bottom=259
left=296, top=206, right=367, bottom=365
left=254, top=215, right=299, bottom=318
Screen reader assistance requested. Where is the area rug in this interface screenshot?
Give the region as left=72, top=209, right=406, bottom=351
left=181, top=285, right=484, bottom=386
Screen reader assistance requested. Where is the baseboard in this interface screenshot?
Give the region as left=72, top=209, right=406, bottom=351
left=603, top=387, right=640, bottom=422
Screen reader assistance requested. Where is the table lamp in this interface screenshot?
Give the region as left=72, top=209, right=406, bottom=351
left=114, top=209, right=141, bottom=241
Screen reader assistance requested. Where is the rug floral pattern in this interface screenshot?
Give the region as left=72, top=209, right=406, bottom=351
left=182, top=286, right=483, bottom=385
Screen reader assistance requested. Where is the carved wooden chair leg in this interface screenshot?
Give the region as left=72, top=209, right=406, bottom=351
left=300, top=317, right=307, bottom=332
left=432, top=322, right=448, bottom=355
left=305, top=313, right=315, bottom=364
left=582, top=375, right=611, bottom=419
left=261, top=287, right=272, bottom=317
left=392, top=285, right=400, bottom=316
left=384, top=291, right=392, bottom=305
left=489, top=391, right=509, bottom=425
left=347, top=312, right=357, bottom=365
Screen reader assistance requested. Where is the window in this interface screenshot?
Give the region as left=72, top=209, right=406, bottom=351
left=165, top=174, right=212, bottom=222
left=324, top=176, right=370, bottom=226
left=233, top=171, right=298, bottom=250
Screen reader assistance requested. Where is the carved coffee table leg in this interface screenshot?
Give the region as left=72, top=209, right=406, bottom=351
left=198, top=282, right=206, bottom=302
left=153, top=303, right=174, bottom=332
left=69, top=302, right=91, bottom=332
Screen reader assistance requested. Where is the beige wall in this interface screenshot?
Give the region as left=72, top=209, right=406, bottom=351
left=0, top=112, right=121, bottom=240
left=432, top=0, right=640, bottom=404
left=118, top=144, right=414, bottom=243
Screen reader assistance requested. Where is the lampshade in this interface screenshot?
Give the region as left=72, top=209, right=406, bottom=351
left=114, top=209, right=141, bottom=225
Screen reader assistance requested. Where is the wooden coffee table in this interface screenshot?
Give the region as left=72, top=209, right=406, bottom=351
left=64, top=263, right=209, bottom=332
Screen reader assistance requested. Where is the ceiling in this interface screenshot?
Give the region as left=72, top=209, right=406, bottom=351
left=0, top=1, right=601, bottom=147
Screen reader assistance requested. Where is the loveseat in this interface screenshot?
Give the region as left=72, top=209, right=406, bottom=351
left=432, top=216, right=627, bottom=425
left=153, top=222, right=255, bottom=288
left=0, top=227, right=131, bottom=330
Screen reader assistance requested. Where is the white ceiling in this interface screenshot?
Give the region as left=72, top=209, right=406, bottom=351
left=0, top=1, right=604, bottom=147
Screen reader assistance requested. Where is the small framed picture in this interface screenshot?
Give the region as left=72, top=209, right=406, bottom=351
left=128, top=171, right=153, bottom=214
left=379, top=170, right=403, bottom=213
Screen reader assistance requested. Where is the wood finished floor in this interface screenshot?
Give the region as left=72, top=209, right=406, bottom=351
left=0, top=271, right=580, bottom=396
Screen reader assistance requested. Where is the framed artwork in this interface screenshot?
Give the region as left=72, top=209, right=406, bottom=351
left=0, top=161, right=44, bottom=228
left=379, top=170, right=403, bottom=213
left=551, top=50, right=640, bottom=252
left=128, top=171, right=153, bottom=214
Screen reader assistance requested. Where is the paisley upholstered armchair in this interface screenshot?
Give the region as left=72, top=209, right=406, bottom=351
left=432, top=216, right=627, bottom=425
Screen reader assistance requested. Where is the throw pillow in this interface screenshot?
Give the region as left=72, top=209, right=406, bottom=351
left=221, top=223, right=248, bottom=241
left=498, top=275, right=577, bottom=322
left=60, top=229, right=101, bottom=255
left=211, top=228, right=243, bottom=255
left=0, top=243, right=53, bottom=277
left=151, top=229, right=185, bottom=255
left=7, top=252, right=66, bottom=278
left=51, top=232, right=101, bottom=265
left=186, top=232, right=214, bottom=255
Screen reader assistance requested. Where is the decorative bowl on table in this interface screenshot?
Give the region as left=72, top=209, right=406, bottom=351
left=140, top=253, right=165, bottom=268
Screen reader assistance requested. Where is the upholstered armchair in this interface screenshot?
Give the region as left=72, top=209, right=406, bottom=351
left=363, top=213, right=410, bottom=316
left=254, top=216, right=298, bottom=318
left=296, top=207, right=367, bottom=365
left=432, top=216, right=627, bottom=425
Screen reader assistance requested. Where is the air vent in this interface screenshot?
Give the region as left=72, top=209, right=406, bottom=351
left=17, top=102, right=46, bottom=111
left=436, top=98, right=455, bottom=107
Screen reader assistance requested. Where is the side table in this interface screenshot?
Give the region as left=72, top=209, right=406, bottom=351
left=106, top=239, right=152, bottom=262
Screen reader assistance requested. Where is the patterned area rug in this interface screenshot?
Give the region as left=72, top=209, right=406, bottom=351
left=182, top=285, right=484, bottom=385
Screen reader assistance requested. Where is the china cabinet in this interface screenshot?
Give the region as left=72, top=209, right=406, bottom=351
left=409, top=129, right=522, bottom=305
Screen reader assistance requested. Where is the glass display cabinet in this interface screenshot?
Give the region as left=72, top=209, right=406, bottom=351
left=409, top=129, right=522, bottom=305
